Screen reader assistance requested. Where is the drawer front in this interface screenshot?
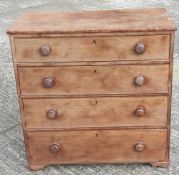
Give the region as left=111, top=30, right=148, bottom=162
left=14, top=35, right=169, bottom=62
left=18, top=65, right=169, bottom=96
left=23, top=96, right=167, bottom=129
left=27, top=129, right=167, bottom=164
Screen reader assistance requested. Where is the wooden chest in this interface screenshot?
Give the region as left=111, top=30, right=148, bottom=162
left=7, top=8, right=176, bottom=170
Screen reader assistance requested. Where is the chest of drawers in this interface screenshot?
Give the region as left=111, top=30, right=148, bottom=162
left=7, top=8, right=176, bottom=170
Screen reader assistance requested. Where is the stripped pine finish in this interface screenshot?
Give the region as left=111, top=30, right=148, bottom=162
left=7, top=8, right=176, bottom=170
left=14, top=35, right=170, bottom=62
left=18, top=65, right=169, bottom=96
left=27, top=129, right=167, bottom=168
left=23, top=96, right=168, bottom=129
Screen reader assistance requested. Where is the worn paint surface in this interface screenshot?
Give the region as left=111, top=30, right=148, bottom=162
left=0, top=0, right=179, bottom=174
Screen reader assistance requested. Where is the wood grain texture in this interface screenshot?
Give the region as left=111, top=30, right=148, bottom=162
left=18, top=65, right=169, bottom=96
left=166, top=32, right=175, bottom=164
left=9, top=36, right=32, bottom=169
left=27, top=129, right=168, bottom=166
left=7, top=8, right=176, bottom=170
left=16, top=60, right=171, bottom=67
left=22, top=96, right=168, bottom=129
left=10, top=31, right=173, bottom=38
left=7, top=8, right=176, bottom=35
left=14, top=35, right=170, bottom=62
left=151, top=161, right=170, bottom=167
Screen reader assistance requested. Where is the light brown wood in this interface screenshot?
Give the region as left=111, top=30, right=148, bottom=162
left=21, top=94, right=169, bottom=99
left=9, top=36, right=32, bottom=169
left=166, top=32, right=175, bottom=164
left=150, top=161, right=169, bottom=167
left=9, top=31, right=174, bottom=38
left=28, top=160, right=170, bottom=170
left=7, top=8, right=176, bottom=35
left=14, top=35, right=170, bottom=62
left=16, top=60, right=171, bottom=67
left=23, top=96, right=168, bottom=129
left=18, top=65, right=169, bottom=96
left=28, top=161, right=170, bottom=170
left=29, top=164, right=46, bottom=171
left=7, top=9, right=176, bottom=170
left=27, top=129, right=168, bottom=166
left=11, top=30, right=175, bottom=38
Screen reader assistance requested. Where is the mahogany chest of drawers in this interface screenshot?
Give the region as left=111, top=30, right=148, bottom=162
left=7, top=8, right=176, bottom=170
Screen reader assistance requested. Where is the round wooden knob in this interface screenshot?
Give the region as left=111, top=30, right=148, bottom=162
left=134, top=75, right=145, bottom=86
left=39, top=44, right=51, bottom=56
left=49, top=143, right=61, bottom=153
left=42, top=77, right=54, bottom=88
left=135, top=142, right=145, bottom=152
left=135, top=107, right=145, bottom=117
left=47, top=109, right=58, bottom=120
left=134, top=43, right=145, bottom=54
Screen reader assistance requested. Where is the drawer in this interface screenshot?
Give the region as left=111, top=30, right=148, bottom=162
left=18, top=65, right=169, bottom=96
left=14, top=35, right=169, bottom=62
left=23, top=96, right=167, bottom=129
left=27, top=129, right=167, bottom=165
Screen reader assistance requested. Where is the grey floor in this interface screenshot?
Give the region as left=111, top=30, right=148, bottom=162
left=0, top=0, right=179, bottom=175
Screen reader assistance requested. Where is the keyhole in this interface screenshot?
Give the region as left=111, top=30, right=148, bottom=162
left=96, top=133, right=99, bottom=137
left=93, top=40, right=96, bottom=44
left=94, top=69, right=97, bottom=73
left=95, top=100, right=98, bottom=104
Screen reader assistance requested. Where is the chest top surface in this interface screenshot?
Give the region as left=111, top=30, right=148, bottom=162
left=7, top=8, right=176, bottom=35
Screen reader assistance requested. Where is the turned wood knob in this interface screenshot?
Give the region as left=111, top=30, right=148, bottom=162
left=39, top=44, right=51, bottom=56
left=134, top=75, right=145, bottom=86
left=135, top=142, right=145, bottom=152
left=49, top=143, right=61, bottom=153
left=42, top=77, right=54, bottom=88
left=134, top=106, right=145, bottom=117
left=134, top=43, right=145, bottom=54
left=47, top=109, right=58, bottom=120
